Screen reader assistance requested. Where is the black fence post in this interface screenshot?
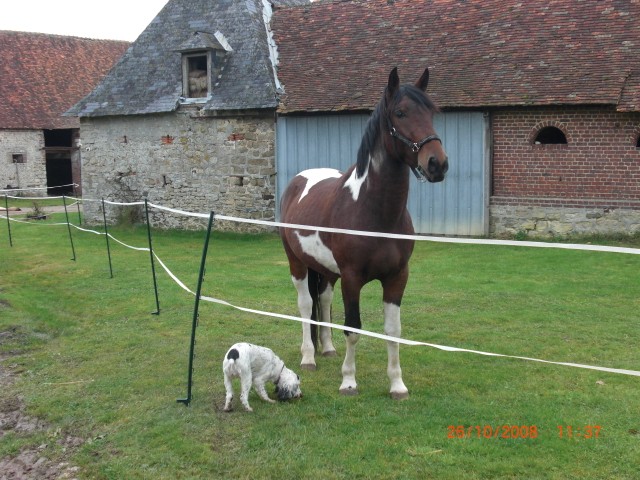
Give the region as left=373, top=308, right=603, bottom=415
left=144, top=199, right=161, bottom=315
left=101, top=198, right=114, bottom=279
left=62, top=196, right=76, bottom=261
left=177, top=211, right=215, bottom=407
left=4, top=195, right=12, bottom=247
left=73, top=185, right=82, bottom=225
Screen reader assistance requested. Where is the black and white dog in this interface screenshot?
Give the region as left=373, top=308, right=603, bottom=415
left=223, top=343, right=302, bottom=412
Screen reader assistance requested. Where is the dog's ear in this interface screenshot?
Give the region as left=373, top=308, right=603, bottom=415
left=276, top=386, right=290, bottom=401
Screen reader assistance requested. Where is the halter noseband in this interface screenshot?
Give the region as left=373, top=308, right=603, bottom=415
left=387, top=118, right=441, bottom=154
left=387, top=118, right=442, bottom=182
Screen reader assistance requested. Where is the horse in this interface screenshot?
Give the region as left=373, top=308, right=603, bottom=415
left=279, top=66, right=448, bottom=399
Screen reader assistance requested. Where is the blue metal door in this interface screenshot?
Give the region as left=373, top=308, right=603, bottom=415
left=276, top=112, right=488, bottom=236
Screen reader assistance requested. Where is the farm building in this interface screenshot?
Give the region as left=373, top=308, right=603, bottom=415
left=0, top=31, right=128, bottom=196
left=272, top=0, right=640, bottom=237
left=69, top=0, right=639, bottom=237
left=67, top=0, right=308, bottom=230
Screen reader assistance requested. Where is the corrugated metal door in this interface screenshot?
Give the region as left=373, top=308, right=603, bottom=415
left=276, top=112, right=488, bottom=236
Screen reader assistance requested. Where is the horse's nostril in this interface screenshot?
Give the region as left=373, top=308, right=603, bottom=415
left=428, top=156, right=439, bottom=174
left=428, top=156, right=448, bottom=175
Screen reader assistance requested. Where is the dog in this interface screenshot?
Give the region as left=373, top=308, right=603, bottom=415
left=222, top=343, right=302, bottom=412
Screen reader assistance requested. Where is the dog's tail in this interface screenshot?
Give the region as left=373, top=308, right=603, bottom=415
left=307, top=268, right=321, bottom=351
left=226, top=348, right=240, bottom=362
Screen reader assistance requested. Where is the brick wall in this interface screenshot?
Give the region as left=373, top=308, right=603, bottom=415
left=490, top=107, right=640, bottom=237
left=79, top=110, right=277, bottom=232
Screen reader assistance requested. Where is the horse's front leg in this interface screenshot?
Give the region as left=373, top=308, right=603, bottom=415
left=292, top=273, right=316, bottom=370
left=383, top=303, right=409, bottom=399
left=383, top=273, right=409, bottom=400
left=339, top=277, right=362, bottom=395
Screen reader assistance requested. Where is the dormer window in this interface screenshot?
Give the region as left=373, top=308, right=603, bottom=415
left=184, top=52, right=210, bottom=98
left=177, top=31, right=232, bottom=101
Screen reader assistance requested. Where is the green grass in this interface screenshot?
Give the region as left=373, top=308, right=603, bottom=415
left=1, top=210, right=639, bottom=479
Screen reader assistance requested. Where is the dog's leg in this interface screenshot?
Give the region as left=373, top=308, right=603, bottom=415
left=254, top=381, right=276, bottom=404
left=239, top=371, right=254, bottom=412
left=223, top=372, right=234, bottom=411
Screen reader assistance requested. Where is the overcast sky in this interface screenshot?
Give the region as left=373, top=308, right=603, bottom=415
left=0, top=0, right=169, bottom=41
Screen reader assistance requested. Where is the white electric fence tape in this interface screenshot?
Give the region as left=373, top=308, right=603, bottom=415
left=0, top=183, right=78, bottom=193
left=4, top=195, right=640, bottom=377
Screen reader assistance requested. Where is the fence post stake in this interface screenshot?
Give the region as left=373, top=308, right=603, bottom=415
left=144, top=199, right=160, bottom=315
left=4, top=195, right=12, bottom=247
left=73, top=185, right=82, bottom=225
left=62, top=196, right=76, bottom=261
left=101, top=198, right=114, bottom=279
left=177, top=211, right=215, bottom=407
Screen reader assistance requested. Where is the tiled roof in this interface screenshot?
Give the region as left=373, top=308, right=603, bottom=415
left=0, top=31, right=128, bottom=129
left=68, top=0, right=309, bottom=118
left=272, top=0, right=640, bottom=113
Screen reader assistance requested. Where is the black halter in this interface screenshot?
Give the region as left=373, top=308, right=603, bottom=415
left=388, top=118, right=441, bottom=153
left=387, top=118, right=442, bottom=182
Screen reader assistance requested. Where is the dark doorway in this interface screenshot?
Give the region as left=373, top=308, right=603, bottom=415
left=44, top=129, right=75, bottom=195
left=45, top=152, right=73, bottom=195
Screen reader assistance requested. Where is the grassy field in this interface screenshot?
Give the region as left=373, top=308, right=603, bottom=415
left=1, top=210, right=639, bottom=479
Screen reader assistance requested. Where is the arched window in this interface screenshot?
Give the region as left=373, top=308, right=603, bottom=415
left=534, top=126, right=567, bottom=145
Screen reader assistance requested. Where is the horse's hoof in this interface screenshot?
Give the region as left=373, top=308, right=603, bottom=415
left=322, top=350, right=337, bottom=357
left=301, top=363, right=317, bottom=371
left=339, top=387, right=359, bottom=396
left=390, top=391, right=409, bottom=401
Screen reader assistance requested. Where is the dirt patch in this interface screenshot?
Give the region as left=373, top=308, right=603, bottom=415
left=0, top=337, right=84, bottom=479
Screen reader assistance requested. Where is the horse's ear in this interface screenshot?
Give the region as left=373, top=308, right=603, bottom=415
left=416, top=67, right=430, bottom=91
left=386, top=67, right=400, bottom=100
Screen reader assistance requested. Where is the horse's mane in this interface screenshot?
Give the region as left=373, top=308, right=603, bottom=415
left=355, top=84, right=438, bottom=178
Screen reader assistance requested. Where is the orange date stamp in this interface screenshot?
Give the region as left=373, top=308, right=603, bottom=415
left=447, top=424, right=603, bottom=439
left=448, top=425, right=539, bottom=439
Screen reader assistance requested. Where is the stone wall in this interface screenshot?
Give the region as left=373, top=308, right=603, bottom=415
left=0, top=130, right=47, bottom=194
left=79, top=110, right=277, bottom=232
left=490, top=107, right=640, bottom=237
left=490, top=203, right=640, bottom=238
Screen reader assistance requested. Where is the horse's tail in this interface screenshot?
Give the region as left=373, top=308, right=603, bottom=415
left=307, top=268, right=321, bottom=351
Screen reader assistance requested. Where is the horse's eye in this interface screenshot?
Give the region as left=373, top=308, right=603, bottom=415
left=394, top=110, right=405, bottom=118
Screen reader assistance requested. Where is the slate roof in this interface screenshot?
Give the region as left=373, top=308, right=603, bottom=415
left=0, top=31, right=128, bottom=129
left=68, top=0, right=308, bottom=118
left=272, top=0, right=640, bottom=113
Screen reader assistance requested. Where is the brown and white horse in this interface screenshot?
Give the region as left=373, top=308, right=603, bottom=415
left=279, top=67, right=448, bottom=399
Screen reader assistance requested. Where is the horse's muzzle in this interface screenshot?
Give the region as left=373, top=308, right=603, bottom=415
left=425, top=155, right=449, bottom=183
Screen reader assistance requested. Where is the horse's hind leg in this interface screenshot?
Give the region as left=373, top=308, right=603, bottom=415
left=292, top=271, right=317, bottom=370
left=319, top=279, right=337, bottom=357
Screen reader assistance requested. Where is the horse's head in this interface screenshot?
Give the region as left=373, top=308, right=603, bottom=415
left=384, top=67, right=449, bottom=183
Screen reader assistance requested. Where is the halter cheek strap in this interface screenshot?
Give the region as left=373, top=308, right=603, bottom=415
left=388, top=118, right=442, bottom=153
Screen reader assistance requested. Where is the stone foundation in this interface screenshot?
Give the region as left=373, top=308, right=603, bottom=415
left=490, top=204, right=640, bottom=238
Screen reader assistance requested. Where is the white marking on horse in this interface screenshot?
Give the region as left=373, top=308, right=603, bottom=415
left=297, top=168, right=341, bottom=203
left=383, top=302, right=408, bottom=398
left=294, top=231, right=340, bottom=274
left=343, top=158, right=369, bottom=202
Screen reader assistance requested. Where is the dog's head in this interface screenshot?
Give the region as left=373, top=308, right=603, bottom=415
left=275, top=368, right=302, bottom=401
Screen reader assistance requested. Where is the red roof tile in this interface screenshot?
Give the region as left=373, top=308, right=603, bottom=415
left=273, top=0, right=640, bottom=113
left=0, top=31, right=129, bottom=129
